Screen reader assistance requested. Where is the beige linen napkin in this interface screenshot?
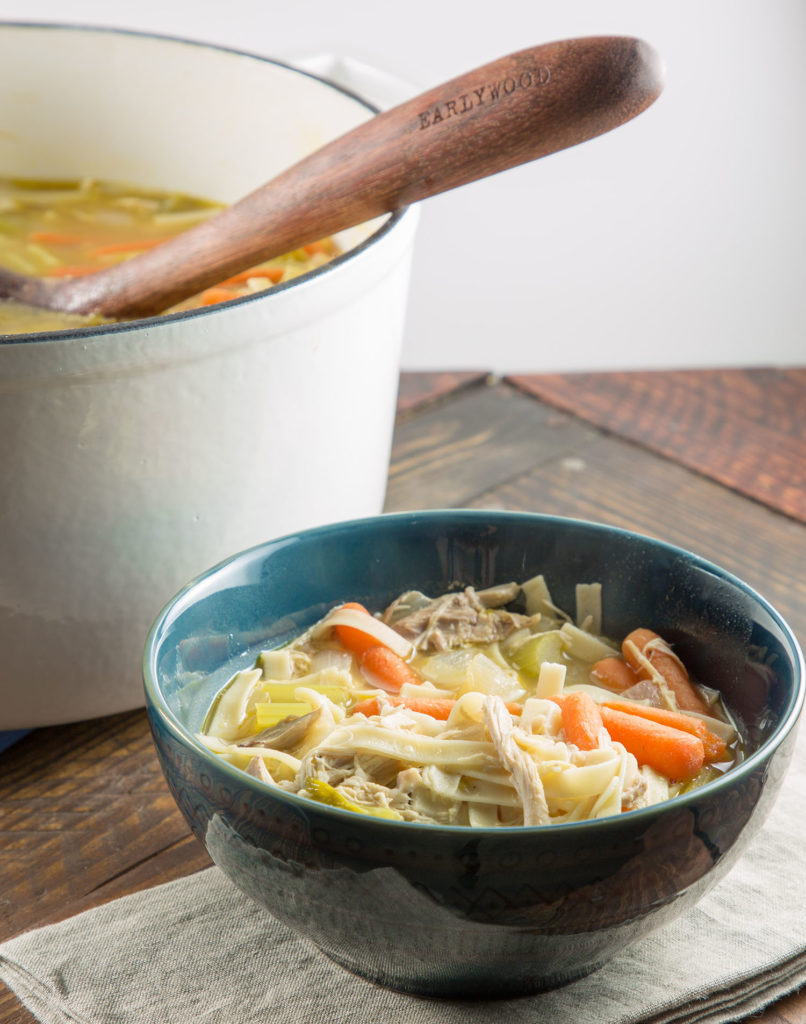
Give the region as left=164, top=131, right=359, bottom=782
left=2, top=728, right=805, bottom=1024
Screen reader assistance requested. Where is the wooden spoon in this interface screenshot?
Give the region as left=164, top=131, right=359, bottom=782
left=0, top=36, right=663, bottom=320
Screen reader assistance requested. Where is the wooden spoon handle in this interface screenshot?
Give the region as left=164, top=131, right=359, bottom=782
left=56, top=35, right=664, bottom=318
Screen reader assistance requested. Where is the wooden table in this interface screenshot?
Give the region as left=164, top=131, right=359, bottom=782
left=2, top=367, right=805, bottom=1023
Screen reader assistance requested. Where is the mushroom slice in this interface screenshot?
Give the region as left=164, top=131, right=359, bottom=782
left=240, top=708, right=321, bottom=751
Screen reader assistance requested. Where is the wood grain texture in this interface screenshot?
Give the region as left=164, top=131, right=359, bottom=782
left=0, top=710, right=211, bottom=941
left=507, top=368, right=806, bottom=524
left=386, top=381, right=598, bottom=511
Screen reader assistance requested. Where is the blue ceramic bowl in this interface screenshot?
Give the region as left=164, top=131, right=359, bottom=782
left=143, top=510, right=804, bottom=997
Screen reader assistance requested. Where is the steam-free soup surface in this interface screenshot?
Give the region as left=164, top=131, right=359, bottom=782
left=199, top=575, right=742, bottom=827
left=0, top=176, right=338, bottom=334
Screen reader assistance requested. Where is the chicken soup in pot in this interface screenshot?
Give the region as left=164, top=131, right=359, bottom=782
left=0, top=176, right=339, bottom=334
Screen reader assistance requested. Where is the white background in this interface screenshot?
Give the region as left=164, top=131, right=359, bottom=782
left=2, top=0, right=804, bottom=373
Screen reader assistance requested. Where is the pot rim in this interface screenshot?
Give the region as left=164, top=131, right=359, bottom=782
left=0, top=19, right=411, bottom=348
left=143, top=508, right=806, bottom=839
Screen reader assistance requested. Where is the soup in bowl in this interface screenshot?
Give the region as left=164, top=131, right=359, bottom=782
left=143, top=510, right=804, bottom=997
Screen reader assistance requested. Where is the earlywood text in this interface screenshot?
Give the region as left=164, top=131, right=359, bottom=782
left=417, top=65, right=551, bottom=129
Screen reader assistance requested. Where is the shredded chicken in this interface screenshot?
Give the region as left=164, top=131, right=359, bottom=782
left=294, top=750, right=355, bottom=790
left=384, top=587, right=534, bottom=653
left=483, top=695, right=550, bottom=826
left=336, top=777, right=408, bottom=813
left=620, top=757, right=648, bottom=811
left=245, top=756, right=275, bottom=785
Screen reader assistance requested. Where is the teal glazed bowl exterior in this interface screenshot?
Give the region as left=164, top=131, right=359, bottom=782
left=143, top=510, right=804, bottom=997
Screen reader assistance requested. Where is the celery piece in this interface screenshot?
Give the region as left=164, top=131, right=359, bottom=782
left=510, top=630, right=566, bottom=676
left=305, top=778, right=402, bottom=820
left=255, top=701, right=312, bottom=729
left=261, top=681, right=348, bottom=704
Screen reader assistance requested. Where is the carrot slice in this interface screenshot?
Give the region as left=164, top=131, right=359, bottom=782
left=303, top=240, right=330, bottom=256
left=28, top=231, right=85, bottom=245
left=90, top=237, right=169, bottom=256
left=222, top=266, right=284, bottom=285
left=198, top=287, right=236, bottom=306
left=600, top=705, right=705, bottom=781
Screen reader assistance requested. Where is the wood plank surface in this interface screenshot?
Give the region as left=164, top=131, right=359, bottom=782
left=386, top=381, right=598, bottom=511
left=507, top=368, right=806, bottom=524
left=2, top=371, right=805, bottom=1024
left=396, top=370, right=488, bottom=415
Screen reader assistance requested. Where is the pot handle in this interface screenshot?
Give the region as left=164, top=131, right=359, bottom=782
left=288, top=53, right=420, bottom=111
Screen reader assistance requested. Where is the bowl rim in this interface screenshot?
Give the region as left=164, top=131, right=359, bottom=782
left=143, top=508, right=806, bottom=837
left=0, top=19, right=413, bottom=347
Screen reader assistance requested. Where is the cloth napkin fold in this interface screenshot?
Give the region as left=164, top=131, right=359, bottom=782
left=3, top=728, right=805, bottom=1024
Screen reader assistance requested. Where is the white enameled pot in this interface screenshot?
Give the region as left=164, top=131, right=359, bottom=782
left=0, top=23, right=419, bottom=728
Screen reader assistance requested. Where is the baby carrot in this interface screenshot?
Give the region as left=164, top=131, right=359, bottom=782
left=591, top=656, right=639, bottom=693
left=600, top=705, right=705, bottom=781
left=333, top=602, right=380, bottom=656
left=602, top=700, right=731, bottom=765
left=622, top=628, right=710, bottom=715
left=549, top=691, right=603, bottom=751
left=359, top=644, right=420, bottom=693
left=601, top=700, right=708, bottom=740
left=703, top=731, right=728, bottom=764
